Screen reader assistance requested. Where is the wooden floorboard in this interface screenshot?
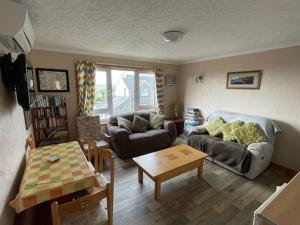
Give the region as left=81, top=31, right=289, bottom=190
left=14, top=138, right=293, bottom=225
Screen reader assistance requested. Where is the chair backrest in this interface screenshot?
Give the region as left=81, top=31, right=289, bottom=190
left=25, top=134, right=35, bottom=162
left=76, top=115, right=102, bottom=140
left=51, top=189, right=104, bottom=225
left=88, top=139, right=114, bottom=191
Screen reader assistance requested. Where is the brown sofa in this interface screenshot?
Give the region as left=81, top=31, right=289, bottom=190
left=107, top=111, right=177, bottom=158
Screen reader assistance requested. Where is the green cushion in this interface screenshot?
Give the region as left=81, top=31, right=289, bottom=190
left=149, top=113, right=165, bottom=129
left=221, top=120, right=243, bottom=141
left=204, top=117, right=225, bottom=136
left=132, top=115, right=149, bottom=133
left=232, top=122, right=267, bottom=146
left=117, top=116, right=132, bottom=134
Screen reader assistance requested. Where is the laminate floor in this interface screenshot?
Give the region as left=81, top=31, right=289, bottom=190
left=111, top=140, right=292, bottom=225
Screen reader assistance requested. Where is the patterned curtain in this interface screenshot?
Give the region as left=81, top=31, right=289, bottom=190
left=75, top=61, right=96, bottom=116
left=153, top=67, right=165, bottom=114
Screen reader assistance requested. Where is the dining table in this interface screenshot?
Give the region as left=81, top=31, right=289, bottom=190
left=10, top=141, right=97, bottom=214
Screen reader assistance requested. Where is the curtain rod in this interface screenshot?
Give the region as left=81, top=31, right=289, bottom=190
left=96, top=62, right=153, bottom=70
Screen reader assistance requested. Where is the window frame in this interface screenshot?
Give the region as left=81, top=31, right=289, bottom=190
left=93, top=66, right=156, bottom=119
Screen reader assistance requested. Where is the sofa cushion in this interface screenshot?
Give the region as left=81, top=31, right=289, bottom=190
left=232, top=122, right=267, bottom=146
left=128, top=132, right=151, bottom=149
left=204, top=116, right=225, bottom=136
left=221, top=120, right=243, bottom=141
left=132, top=115, right=149, bottom=133
left=149, top=113, right=165, bottom=129
left=117, top=116, right=132, bottom=134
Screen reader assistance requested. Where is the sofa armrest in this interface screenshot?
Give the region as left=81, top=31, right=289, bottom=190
left=108, top=126, right=129, bottom=144
left=245, top=142, right=274, bottom=179
left=188, top=125, right=207, bottom=136
left=163, top=120, right=177, bottom=138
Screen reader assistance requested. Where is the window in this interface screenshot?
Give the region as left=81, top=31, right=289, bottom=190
left=94, top=66, right=156, bottom=119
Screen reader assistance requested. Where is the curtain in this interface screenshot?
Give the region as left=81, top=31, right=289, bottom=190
left=75, top=61, right=96, bottom=116
left=153, top=67, right=165, bottom=114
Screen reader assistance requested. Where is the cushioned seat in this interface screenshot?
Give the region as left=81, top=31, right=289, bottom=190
left=107, top=111, right=177, bottom=158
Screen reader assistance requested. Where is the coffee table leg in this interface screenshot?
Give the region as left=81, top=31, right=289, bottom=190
left=138, top=167, right=143, bottom=184
left=197, top=160, right=203, bottom=179
left=155, top=180, right=161, bottom=201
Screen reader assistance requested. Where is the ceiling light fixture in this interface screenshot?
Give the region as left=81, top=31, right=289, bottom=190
left=162, top=31, right=184, bottom=43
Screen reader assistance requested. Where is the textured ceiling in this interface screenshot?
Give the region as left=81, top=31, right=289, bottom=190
left=17, top=0, right=300, bottom=64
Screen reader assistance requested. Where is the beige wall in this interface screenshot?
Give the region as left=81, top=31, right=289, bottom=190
left=178, top=46, right=300, bottom=171
left=0, top=47, right=33, bottom=225
left=27, top=50, right=179, bottom=140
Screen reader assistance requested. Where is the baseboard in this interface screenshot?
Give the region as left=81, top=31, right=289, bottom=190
left=270, top=162, right=298, bottom=177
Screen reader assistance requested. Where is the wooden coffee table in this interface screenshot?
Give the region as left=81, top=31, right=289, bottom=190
left=132, top=144, right=208, bottom=200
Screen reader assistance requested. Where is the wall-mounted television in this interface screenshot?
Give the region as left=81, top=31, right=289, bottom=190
left=13, top=54, right=35, bottom=110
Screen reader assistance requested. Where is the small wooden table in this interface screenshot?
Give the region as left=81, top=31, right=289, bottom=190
left=133, top=144, right=207, bottom=200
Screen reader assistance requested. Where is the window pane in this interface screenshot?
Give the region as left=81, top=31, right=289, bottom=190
left=139, top=73, right=156, bottom=108
left=111, top=69, right=135, bottom=114
left=94, top=70, right=108, bottom=114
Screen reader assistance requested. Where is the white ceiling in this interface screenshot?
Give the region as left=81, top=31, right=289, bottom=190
left=17, top=0, right=300, bottom=64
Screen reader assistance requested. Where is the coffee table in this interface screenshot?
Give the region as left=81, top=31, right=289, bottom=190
left=132, top=144, right=208, bottom=200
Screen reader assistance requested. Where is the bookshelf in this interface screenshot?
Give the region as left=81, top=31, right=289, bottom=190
left=32, top=95, right=69, bottom=147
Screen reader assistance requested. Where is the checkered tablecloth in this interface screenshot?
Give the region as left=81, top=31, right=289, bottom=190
left=10, top=141, right=96, bottom=213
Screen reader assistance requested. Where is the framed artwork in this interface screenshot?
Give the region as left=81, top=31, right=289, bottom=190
left=27, top=66, right=35, bottom=92
left=36, top=68, right=69, bottom=92
left=23, top=110, right=32, bottom=130
left=226, top=70, right=262, bottom=89
left=165, top=74, right=176, bottom=86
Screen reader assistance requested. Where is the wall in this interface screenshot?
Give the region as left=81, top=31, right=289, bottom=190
left=27, top=50, right=179, bottom=140
left=178, top=46, right=300, bottom=171
left=0, top=45, right=33, bottom=225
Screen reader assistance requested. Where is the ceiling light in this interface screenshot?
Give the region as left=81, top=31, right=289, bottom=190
left=162, top=31, right=184, bottom=43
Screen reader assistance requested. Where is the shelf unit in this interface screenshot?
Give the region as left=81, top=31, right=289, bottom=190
left=32, top=95, right=69, bottom=147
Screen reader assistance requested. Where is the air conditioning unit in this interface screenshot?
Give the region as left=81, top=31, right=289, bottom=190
left=0, top=0, right=35, bottom=53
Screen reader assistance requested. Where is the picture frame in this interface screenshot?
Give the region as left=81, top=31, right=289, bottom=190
left=36, top=68, right=69, bottom=92
left=165, top=74, right=176, bottom=86
left=23, top=110, right=32, bottom=130
left=226, top=70, right=262, bottom=89
left=27, top=66, right=35, bottom=92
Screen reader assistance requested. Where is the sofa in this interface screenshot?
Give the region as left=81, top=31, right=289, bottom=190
left=188, top=110, right=281, bottom=179
left=107, top=111, right=177, bottom=158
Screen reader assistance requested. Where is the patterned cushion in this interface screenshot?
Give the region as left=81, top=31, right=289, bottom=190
left=204, top=116, right=225, bottom=136
left=76, top=115, right=102, bottom=140
left=131, top=115, right=149, bottom=133
left=232, top=122, right=267, bottom=146
left=149, top=113, right=165, bottom=129
left=221, top=120, right=243, bottom=141
left=117, top=116, right=132, bottom=134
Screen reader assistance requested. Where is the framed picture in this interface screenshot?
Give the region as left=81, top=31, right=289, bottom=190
left=165, top=74, right=176, bottom=86
left=23, top=110, right=32, bottom=130
left=27, top=66, right=35, bottom=92
left=226, top=70, right=262, bottom=89
left=36, top=68, right=69, bottom=92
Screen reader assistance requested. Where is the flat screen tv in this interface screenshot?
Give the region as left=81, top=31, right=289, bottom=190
left=13, top=54, right=34, bottom=111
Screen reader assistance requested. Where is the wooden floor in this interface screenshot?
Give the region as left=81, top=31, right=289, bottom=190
left=14, top=138, right=293, bottom=225
left=112, top=154, right=292, bottom=225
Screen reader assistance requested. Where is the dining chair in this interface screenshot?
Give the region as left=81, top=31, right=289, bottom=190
left=51, top=138, right=114, bottom=225
left=25, top=134, right=35, bottom=162
left=76, top=115, right=111, bottom=172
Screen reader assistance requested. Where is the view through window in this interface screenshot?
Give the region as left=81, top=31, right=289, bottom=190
left=94, top=67, right=156, bottom=119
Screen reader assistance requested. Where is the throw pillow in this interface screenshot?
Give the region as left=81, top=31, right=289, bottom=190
left=232, top=122, right=267, bottom=146
left=117, top=116, right=132, bottom=134
left=149, top=113, right=165, bottom=129
left=132, top=115, right=149, bottom=133
left=221, top=120, right=243, bottom=141
left=204, top=116, right=225, bottom=136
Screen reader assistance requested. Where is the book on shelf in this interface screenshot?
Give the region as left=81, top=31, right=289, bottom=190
left=35, top=95, right=66, bottom=107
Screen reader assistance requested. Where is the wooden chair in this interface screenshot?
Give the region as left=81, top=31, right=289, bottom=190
left=51, top=139, right=114, bottom=225
left=25, top=134, right=35, bottom=162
